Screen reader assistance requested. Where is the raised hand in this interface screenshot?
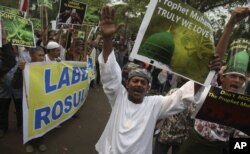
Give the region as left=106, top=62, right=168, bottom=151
left=99, top=6, right=125, bottom=63
left=216, top=7, right=250, bottom=58
left=228, top=7, right=250, bottom=26
left=208, top=54, right=222, bottom=72
left=99, top=6, right=124, bottom=38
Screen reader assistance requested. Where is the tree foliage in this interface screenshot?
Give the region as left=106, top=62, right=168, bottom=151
left=0, top=0, right=249, bottom=41
left=183, top=0, right=250, bottom=44
left=112, top=0, right=149, bottom=37
left=182, top=0, right=249, bottom=12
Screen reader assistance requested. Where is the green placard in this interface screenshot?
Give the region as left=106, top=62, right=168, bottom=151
left=130, top=0, right=215, bottom=84
left=0, top=12, right=35, bottom=47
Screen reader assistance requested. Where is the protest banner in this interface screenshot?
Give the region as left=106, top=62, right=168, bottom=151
left=30, top=18, right=42, bottom=31
left=23, top=61, right=90, bottom=143
left=88, top=48, right=97, bottom=81
left=0, top=12, right=35, bottom=47
left=0, top=5, right=23, bottom=16
left=38, top=0, right=53, bottom=10
left=194, top=86, right=250, bottom=136
left=58, top=0, right=87, bottom=26
left=130, top=0, right=215, bottom=84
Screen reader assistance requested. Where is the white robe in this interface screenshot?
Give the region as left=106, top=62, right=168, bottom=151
left=95, top=50, right=196, bottom=154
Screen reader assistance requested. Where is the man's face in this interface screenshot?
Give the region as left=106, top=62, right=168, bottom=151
left=51, top=48, right=61, bottom=59
left=126, top=76, right=150, bottom=103
left=31, top=51, right=45, bottom=62
left=220, top=74, right=246, bottom=93
left=76, top=41, right=84, bottom=53
left=48, top=31, right=56, bottom=41
left=98, top=40, right=104, bottom=48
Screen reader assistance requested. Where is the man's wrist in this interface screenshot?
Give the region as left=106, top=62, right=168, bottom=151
left=103, top=36, right=113, bottom=42
left=225, top=21, right=235, bottom=30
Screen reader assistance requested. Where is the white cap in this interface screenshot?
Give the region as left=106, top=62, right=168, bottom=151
left=46, top=41, right=60, bottom=50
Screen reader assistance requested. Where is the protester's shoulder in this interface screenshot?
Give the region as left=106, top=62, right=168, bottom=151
left=145, top=94, right=166, bottom=105
left=146, top=88, right=178, bottom=99
left=166, top=88, right=179, bottom=95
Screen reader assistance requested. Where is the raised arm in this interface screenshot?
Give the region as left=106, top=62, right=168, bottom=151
left=216, top=7, right=250, bottom=58
left=99, top=6, right=124, bottom=63
left=97, top=6, right=126, bottom=106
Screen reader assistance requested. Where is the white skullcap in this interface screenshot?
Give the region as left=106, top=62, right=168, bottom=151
left=46, top=41, right=60, bottom=50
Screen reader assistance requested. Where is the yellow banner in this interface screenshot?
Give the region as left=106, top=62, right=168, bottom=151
left=88, top=48, right=97, bottom=81
left=23, top=61, right=90, bottom=143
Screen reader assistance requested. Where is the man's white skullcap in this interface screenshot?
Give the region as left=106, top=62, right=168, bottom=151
left=46, top=41, right=60, bottom=50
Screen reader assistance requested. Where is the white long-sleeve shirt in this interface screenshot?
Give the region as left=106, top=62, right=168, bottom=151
left=95, top=50, right=196, bottom=154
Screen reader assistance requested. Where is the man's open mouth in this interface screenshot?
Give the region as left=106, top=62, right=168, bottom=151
left=229, top=84, right=239, bottom=91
